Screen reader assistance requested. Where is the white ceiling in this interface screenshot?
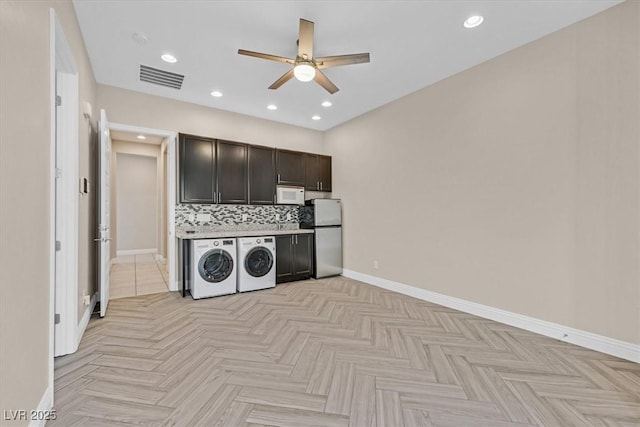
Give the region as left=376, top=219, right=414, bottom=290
left=110, top=130, right=164, bottom=145
left=73, top=1, right=621, bottom=131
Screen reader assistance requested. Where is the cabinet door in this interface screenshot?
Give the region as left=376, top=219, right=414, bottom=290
left=248, top=145, right=276, bottom=204
left=293, top=233, right=313, bottom=279
left=318, top=155, right=332, bottom=192
left=276, top=235, right=294, bottom=283
left=179, top=134, right=215, bottom=203
left=304, top=154, right=318, bottom=191
left=216, top=140, right=248, bottom=204
left=276, top=150, right=305, bottom=187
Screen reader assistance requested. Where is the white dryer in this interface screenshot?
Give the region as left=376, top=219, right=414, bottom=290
left=191, top=238, right=237, bottom=299
left=237, top=236, right=276, bottom=292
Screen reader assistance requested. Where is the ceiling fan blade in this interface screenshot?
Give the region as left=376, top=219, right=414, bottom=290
left=298, top=19, right=314, bottom=58
left=268, top=69, right=295, bottom=90
left=316, top=53, right=370, bottom=69
left=238, top=49, right=294, bottom=65
left=314, top=69, right=339, bottom=94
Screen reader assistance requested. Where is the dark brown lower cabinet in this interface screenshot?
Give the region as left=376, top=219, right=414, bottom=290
left=276, top=233, right=313, bottom=284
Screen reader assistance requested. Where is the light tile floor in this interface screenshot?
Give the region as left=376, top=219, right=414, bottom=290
left=109, top=253, right=168, bottom=299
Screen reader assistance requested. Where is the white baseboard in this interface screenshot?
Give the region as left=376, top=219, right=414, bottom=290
left=76, top=293, right=97, bottom=347
left=342, top=269, right=640, bottom=363
left=28, top=384, right=53, bottom=427
left=155, top=254, right=166, bottom=264
left=117, top=248, right=157, bottom=256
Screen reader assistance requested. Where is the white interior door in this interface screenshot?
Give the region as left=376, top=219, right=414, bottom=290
left=98, top=109, right=112, bottom=317
left=53, top=70, right=79, bottom=356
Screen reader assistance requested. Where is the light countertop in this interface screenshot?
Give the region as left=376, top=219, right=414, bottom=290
left=175, top=227, right=314, bottom=239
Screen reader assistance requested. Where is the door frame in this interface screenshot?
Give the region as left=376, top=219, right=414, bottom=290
left=108, top=122, right=177, bottom=291
left=49, top=7, right=79, bottom=405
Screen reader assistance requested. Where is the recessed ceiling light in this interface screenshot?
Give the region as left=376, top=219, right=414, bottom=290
left=161, top=53, right=177, bottom=63
left=311, top=115, right=321, bottom=121
left=321, top=101, right=332, bottom=107
left=210, top=90, right=223, bottom=97
left=136, top=135, right=146, bottom=140
left=267, top=104, right=278, bottom=110
left=464, top=15, right=484, bottom=29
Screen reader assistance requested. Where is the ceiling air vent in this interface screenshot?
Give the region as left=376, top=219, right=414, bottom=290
left=139, top=64, right=184, bottom=89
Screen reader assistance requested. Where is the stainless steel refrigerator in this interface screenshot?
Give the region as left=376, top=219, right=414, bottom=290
left=301, top=199, right=343, bottom=278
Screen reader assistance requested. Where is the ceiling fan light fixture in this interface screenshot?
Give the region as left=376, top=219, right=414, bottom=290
left=210, top=90, right=223, bottom=97
left=267, top=104, right=278, bottom=110
left=294, top=63, right=316, bottom=82
left=321, top=101, right=332, bottom=107
left=464, top=15, right=484, bottom=28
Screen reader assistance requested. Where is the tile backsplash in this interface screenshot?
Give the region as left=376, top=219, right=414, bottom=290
left=175, top=204, right=299, bottom=230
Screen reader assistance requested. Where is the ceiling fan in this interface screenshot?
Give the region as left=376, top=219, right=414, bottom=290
left=238, top=18, right=370, bottom=95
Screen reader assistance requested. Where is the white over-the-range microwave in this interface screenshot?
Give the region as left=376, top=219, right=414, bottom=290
left=276, top=186, right=305, bottom=205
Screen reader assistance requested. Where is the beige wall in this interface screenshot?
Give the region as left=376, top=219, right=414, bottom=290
left=0, top=0, right=96, bottom=423
left=326, top=0, right=639, bottom=344
left=97, top=85, right=326, bottom=154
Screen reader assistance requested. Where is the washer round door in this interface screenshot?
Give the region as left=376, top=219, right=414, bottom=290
left=245, top=247, right=274, bottom=278
left=198, top=249, right=234, bottom=283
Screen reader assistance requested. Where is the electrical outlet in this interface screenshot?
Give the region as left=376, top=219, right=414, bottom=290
left=275, top=213, right=280, bottom=221
left=373, top=260, right=379, bottom=270
left=286, top=212, right=291, bottom=221
left=242, top=214, right=248, bottom=222
left=196, top=213, right=210, bottom=222
left=188, top=214, right=195, bottom=222
left=83, top=295, right=91, bottom=306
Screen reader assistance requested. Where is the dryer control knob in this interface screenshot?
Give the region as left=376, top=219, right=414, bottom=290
left=214, top=241, right=219, bottom=246
left=257, top=239, right=261, bottom=244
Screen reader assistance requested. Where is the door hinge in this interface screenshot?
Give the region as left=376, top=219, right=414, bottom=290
left=56, top=95, right=62, bottom=106
left=55, top=168, right=62, bottom=179
left=54, top=313, right=60, bottom=324
left=55, top=240, right=61, bottom=251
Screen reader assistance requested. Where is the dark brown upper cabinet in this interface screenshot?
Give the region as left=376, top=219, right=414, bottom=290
left=305, top=154, right=332, bottom=192
left=179, top=134, right=331, bottom=204
left=179, top=134, right=216, bottom=204
left=216, top=140, right=248, bottom=204
left=276, top=149, right=305, bottom=187
left=248, top=145, right=276, bottom=204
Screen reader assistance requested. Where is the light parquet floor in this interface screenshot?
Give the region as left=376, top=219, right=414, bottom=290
left=51, top=277, right=640, bottom=426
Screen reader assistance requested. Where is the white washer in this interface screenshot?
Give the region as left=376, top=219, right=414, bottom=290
left=191, top=238, right=237, bottom=299
left=237, top=236, right=276, bottom=292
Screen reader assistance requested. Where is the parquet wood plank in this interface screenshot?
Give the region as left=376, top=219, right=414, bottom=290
left=236, top=386, right=327, bottom=412
left=349, top=374, right=376, bottom=427
left=325, top=361, right=356, bottom=415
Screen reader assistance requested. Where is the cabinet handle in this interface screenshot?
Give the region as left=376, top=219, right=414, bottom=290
left=316, top=181, right=319, bottom=191
left=273, top=194, right=276, bottom=204
left=320, top=182, right=323, bottom=191
left=218, top=192, right=221, bottom=203
left=295, top=235, right=298, bottom=244
left=291, top=235, right=294, bottom=245
left=277, top=173, right=281, bottom=183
